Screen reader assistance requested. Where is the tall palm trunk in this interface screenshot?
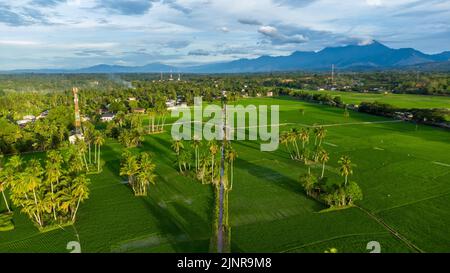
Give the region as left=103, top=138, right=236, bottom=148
left=32, top=189, right=42, bottom=227
left=1, top=190, right=11, bottom=212
left=50, top=182, right=57, bottom=220
left=72, top=195, right=82, bottom=222
left=293, top=140, right=300, bottom=159
left=88, top=144, right=91, bottom=164
left=161, top=115, right=166, bottom=132
left=94, top=144, right=97, bottom=164
left=321, top=162, right=325, bottom=179
left=97, top=145, right=101, bottom=172
left=83, top=153, right=89, bottom=172
left=230, top=162, right=234, bottom=190
left=152, top=116, right=155, bottom=132
left=211, top=156, right=214, bottom=183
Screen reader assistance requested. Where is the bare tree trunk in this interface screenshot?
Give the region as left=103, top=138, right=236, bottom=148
left=1, top=191, right=11, bottom=212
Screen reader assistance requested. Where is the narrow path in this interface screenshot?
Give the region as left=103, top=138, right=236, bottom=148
left=356, top=205, right=424, bottom=253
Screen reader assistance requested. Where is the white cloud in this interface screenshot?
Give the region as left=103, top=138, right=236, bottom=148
left=0, top=0, right=448, bottom=69
left=366, top=0, right=382, bottom=7
left=0, top=39, right=40, bottom=46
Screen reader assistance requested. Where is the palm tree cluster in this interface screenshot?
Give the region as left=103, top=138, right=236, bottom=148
left=281, top=126, right=327, bottom=164
left=147, top=99, right=168, bottom=134
left=120, top=150, right=157, bottom=196
left=299, top=154, right=363, bottom=209
left=283, top=126, right=362, bottom=208
left=106, top=113, right=144, bottom=148
left=79, top=122, right=105, bottom=173
left=171, top=139, right=238, bottom=190
left=0, top=150, right=90, bottom=229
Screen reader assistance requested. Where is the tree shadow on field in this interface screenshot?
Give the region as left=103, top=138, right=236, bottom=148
left=237, top=158, right=325, bottom=211
left=140, top=136, right=175, bottom=165
left=142, top=197, right=212, bottom=252
left=101, top=143, right=122, bottom=180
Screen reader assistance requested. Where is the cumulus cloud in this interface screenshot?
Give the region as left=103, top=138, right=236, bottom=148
left=219, top=26, right=230, bottom=33
left=258, top=25, right=308, bottom=44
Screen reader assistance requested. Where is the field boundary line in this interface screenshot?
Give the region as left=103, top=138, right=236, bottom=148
left=279, top=231, right=388, bottom=253
left=433, top=161, right=450, bottom=167
left=356, top=205, right=424, bottom=253
left=373, top=191, right=450, bottom=214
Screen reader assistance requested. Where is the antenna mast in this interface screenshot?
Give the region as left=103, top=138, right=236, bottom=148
left=331, top=64, right=335, bottom=86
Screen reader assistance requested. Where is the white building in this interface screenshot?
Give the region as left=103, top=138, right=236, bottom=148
left=101, top=113, right=115, bottom=122
left=69, top=134, right=84, bottom=144
left=166, top=99, right=176, bottom=108
left=23, top=115, right=36, bottom=121
left=17, top=119, right=32, bottom=126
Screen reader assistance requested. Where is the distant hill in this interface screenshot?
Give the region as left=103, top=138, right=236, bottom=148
left=2, top=41, right=450, bottom=74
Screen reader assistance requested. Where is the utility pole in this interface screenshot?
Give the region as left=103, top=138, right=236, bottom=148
left=73, top=87, right=81, bottom=135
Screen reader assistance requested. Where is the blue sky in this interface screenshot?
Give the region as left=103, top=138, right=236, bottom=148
left=0, top=0, right=449, bottom=69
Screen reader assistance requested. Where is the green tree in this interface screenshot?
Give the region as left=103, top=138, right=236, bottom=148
left=338, top=155, right=353, bottom=186
left=318, top=149, right=330, bottom=179
left=225, top=148, right=238, bottom=190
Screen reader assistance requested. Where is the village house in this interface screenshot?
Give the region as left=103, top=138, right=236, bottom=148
left=69, top=133, right=84, bottom=144
left=100, top=112, right=116, bottom=122
left=132, top=108, right=146, bottom=114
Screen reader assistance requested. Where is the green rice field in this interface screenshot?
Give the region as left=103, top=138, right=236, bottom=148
left=1, top=97, right=449, bottom=253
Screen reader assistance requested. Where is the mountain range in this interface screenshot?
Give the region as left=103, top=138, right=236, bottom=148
left=3, top=41, right=450, bottom=74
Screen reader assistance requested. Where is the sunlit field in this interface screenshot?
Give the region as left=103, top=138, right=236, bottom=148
left=1, top=97, right=449, bottom=253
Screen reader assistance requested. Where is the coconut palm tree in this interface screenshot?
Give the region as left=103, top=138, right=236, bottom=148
left=318, top=149, right=330, bottom=179
left=6, top=155, right=22, bottom=172
left=136, top=153, right=157, bottom=196
left=198, top=153, right=210, bottom=184
left=45, top=151, right=63, bottom=220
left=22, top=161, right=44, bottom=227
left=83, top=122, right=95, bottom=164
left=316, top=126, right=327, bottom=147
left=120, top=151, right=139, bottom=187
left=0, top=170, right=11, bottom=213
left=71, top=175, right=90, bottom=222
left=338, top=155, right=353, bottom=186
left=179, top=150, right=191, bottom=172
left=115, top=111, right=126, bottom=128
left=171, top=140, right=184, bottom=156
left=288, top=128, right=300, bottom=159
left=191, top=138, right=201, bottom=171
left=94, top=132, right=105, bottom=172
left=299, top=173, right=317, bottom=196
left=225, top=149, right=238, bottom=190
left=280, top=132, right=293, bottom=159
left=209, top=141, right=219, bottom=183
left=76, top=140, right=89, bottom=172
left=147, top=109, right=156, bottom=133
left=299, top=128, right=310, bottom=149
